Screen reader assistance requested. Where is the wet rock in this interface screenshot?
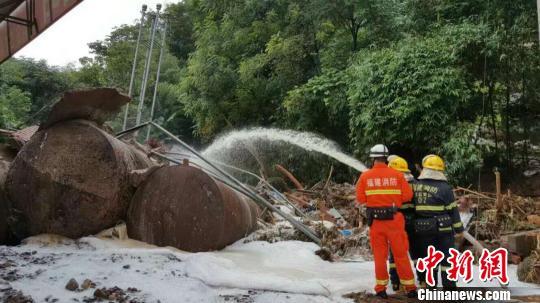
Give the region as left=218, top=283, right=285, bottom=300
left=517, top=255, right=540, bottom=284
left=44, top=295, right=59, bottom=302
left=90, top=286, right=137, bottom=302
left=81, top=279, right=95, bottom=290
left=93, top=288, right=108, bottom=299
left=1, top=289, right=34, bottom=303
left=315, top=248, right=333, bottom=262
left=65, top=278, right=79, bottom=291
left=0, top=260, right=16, bottom=269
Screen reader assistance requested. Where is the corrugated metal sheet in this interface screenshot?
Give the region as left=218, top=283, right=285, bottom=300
left=0, top=0, right=83, bottom=64
left=0, top=0, right=25, bottom=22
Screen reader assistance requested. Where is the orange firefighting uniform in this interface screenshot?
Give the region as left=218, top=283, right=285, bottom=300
left=356, top=162, right=417, bottom=293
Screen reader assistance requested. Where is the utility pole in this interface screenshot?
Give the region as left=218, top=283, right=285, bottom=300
left=122, top=4, right=147, bottom=131
left=146, top=22, right=167, bottom=141
left=135, top=4, right=161, bottom=127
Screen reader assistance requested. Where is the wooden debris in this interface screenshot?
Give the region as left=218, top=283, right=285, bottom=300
left=455, top=187, right=495, bottom=200
left=284, top=192, right=310, bottom=208
left=495, top=170, right=503, bottom=213
left=259, top=166, right=540, bottom=266
left=527, top=215, right=540, bottom=227
left=316, top=200, right=336, bottom=223
left=275, top=164, right=304, bottom=190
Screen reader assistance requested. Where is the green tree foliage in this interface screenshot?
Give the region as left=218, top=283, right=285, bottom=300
left=0, top=58, right=71, bottom=126
left=163, top=1, right=199, bottom=61
left=347, top=23, right=483, bottom=157
left=0, top=86, right=31, bottom=129
left=1, top=0, right=539, bottom=184
left=283, top=69, right=350, bottom=146
left=178, top=0, right=323, bottom=139
left=437, top=123, right=483, bottom=184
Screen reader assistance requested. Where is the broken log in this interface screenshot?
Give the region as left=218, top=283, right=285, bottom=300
left=5, top=119, right=153, bottom=239
left=495, top=170, right=503, bottom=213
left=127, top=165, right=260, bottom=252
left=285, top=192, right=310, bottom=208
left=275, top=164, right=304, bottom=190
left=455, top=187, right=495, bottom=200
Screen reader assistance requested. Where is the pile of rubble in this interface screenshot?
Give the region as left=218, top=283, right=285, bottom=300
left=457, top=187, right=540, bottom=241
left=250, top=165, right=540, bottom=284
left=249, top=165, right=372, bottom=261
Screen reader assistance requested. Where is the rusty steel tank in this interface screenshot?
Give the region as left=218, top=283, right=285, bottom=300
left=0, top=147, right=12, bottom=244
left=5, top=119, right=153, bottom=239
left=127, top=164, right=260, bottom=252
left=0, top=144, right=16, bottom=244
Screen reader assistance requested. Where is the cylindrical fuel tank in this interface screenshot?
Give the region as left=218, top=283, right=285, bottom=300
left=0, top=144, right=17, bottom=244
left=127, top=165, right=259, bottom=252
left=0, top=146, right=13, bottom=244
left=0, top=201, right=7, bottom=244
left=5, top=119, right=153, bottom=239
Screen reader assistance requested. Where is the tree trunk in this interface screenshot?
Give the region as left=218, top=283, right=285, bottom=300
left=505, top=85, right=512, bottom=173
left=349, top=18, right=359, bottom=52
left=488, top=82, right=499, bottom=158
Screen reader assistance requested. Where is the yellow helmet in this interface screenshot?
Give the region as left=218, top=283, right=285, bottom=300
left=422, top=154, right=445, bottom=171
left=387, top=154, right=399, bottom=163
left=388, top=156, right=411, bottom=173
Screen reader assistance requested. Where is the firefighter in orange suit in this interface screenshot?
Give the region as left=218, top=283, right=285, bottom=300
left=356, top=144, right=417, bottom=299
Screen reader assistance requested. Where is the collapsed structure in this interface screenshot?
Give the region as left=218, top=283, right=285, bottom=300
left=0, top=88, right=260, bottom=251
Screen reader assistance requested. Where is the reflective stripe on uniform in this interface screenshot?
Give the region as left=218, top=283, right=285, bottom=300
left=445, top=202, right=457, bottom=210
left=400, top=279, right=415, bottom=286
left=415, top=205, right=445, bottom=211
left=389, top=263, right=396, bottom=269
left=440, top=266, right=451, bottom=271
left=453, top=222, right=463, bottom=228
left=365, top=189, right=402, bottom=196
left=400, top=203, right=415, bottom=209
left=439, top=227, right=452, bottom=232
left=376, top=279, right=389, bottom=285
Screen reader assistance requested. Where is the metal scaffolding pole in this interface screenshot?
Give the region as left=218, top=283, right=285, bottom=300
left=146, top=22, right=167, bottom=140
left=135, top=4, right=161, bottom=127
left=122, top=5, right=148, bottom=131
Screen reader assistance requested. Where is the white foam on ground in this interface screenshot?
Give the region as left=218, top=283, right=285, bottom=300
left=1, top=236, right=539, bottom=302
